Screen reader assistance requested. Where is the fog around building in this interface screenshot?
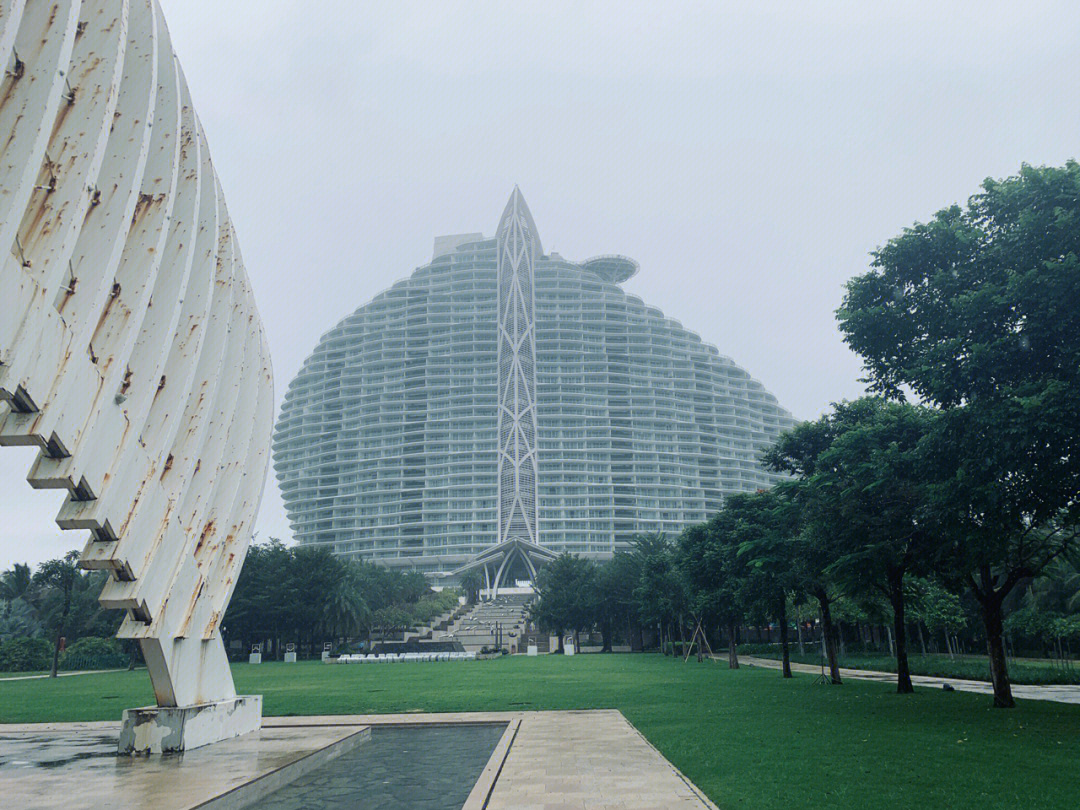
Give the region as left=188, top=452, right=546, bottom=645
left=2, top=0, right=1079, bottom=569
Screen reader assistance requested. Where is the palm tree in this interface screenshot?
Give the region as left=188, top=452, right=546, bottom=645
left=459, top=569, right=483, bottom=604
left=323, top=568, right=370, bottom=644
left=1, top=563, right=32, bottom=603
left=31, top=552, right=81, bottom=677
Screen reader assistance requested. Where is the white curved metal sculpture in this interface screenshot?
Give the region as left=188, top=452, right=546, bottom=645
left=0, top=0, right=273, bottom=749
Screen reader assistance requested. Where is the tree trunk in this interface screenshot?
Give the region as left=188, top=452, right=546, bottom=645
left=50, top=628, right=62, bottom=678
left=557, top=628, right=565, bottom=654
left=917, top=622, right=927, bottom=656
left=887, top=568, right=914, bottom=694
left=727, top=622, right=740, bottom=669
left=796, top=616, right=805, bottom=656
left=779, top=600, right=792, bottom=678
left=978, top=591, right=1015, bottom=708
left=601, top=619, right=613, bottom=653
left=50, top=597, right=70, bottom=679
left=817, top=592, right=842, bottom=684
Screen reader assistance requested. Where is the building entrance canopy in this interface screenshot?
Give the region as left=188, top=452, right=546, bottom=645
left=450, top=537, right=558, bottom=599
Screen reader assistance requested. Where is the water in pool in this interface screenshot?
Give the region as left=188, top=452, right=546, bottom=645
left=255, top=724, right=506, bottom=810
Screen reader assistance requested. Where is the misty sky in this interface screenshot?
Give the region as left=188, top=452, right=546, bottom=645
left=3, top=1, right=1079, bottom=570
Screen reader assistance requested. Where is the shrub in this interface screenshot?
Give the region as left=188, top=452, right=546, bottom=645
left=59, top=636, right=128, bottom=671
left=0, top=636, right=53, bottom=672
left=736, top=642, right=785, bottom=655
left=62, top=636, right=120, bottom=659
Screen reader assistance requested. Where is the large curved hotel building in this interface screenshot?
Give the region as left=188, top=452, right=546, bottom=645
left=274, top=190, right=795, bottom=586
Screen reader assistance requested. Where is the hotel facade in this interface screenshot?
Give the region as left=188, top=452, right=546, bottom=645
left=273, top=190, right=795, bottom=587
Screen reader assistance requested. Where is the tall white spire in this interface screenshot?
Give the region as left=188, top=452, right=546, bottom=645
left=495, top=187, right=541, bottom=548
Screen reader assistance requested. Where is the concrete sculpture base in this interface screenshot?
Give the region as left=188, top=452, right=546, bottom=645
left=118, top=696, right=262, bottom=754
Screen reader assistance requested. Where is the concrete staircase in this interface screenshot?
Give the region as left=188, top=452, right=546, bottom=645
left=435, top=594, right=535, bottom=652
left=403, top=602, right=471, bottom=642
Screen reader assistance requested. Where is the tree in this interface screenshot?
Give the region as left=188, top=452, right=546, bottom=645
left=593, top=561, right=623, bottom=652
left=226, top=539, right=296, bottom=656
left=532, top=554, right=596, bottom=652
left=31, top=551, right=81, bottom=678
left=765, top=415, right=867, bottom=684
left=730, top=489, right=803, bottom=678
left=838, top=162, right=1080, bottom=706
left=783, top=398, right=938, bottom=693
left=1, top=563, right=32, bottom=604
left=459, top=569, right=483, bottom=604
left=631, top=533, right=687, bottom=654
left=911, top=578, right=967, bottom=658
left=679, top=512, right=749, bottom=668
left=605, top=550, right=646, bottom=651
left=324, top=564, right=370, bottom=640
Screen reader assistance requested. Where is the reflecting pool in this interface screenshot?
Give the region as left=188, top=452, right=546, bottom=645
left=255, top=723, right=506, bottom=810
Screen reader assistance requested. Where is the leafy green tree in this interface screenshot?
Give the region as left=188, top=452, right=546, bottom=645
left=226, top=539, right=296, bottom=655
left=532, top=554, right=596, bottom=652
left=31, top=551, right=81, bottom=678
left=765, top=416, right=867, bottom=683
left=838, top=162, right=1080, bottom=706
left=911, top=578, right=967, bottom=657
left=592, top=561, right=624, bottom=652
left=631, top=533, right=688, bottom=654
left=602, top=551, right=645, bottom=651
left=679, top=513, right=748, bottom=668
left=730, top=489, right=803, bottom=678
left=784, top=398, right=938, bottom=693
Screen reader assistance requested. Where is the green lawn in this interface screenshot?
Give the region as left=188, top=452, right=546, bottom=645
left=753, top=650, right=1080, bottom=684
left=2, top=654, right=1078, bottom=810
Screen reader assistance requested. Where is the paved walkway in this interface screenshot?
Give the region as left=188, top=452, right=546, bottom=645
left=2, top=711, right=717, bottom=809
left=739, top=656, right=1080, bottom=704
left=0, top=668, right=128, bottom=682
left=0, top=724, right=365, bottom=810
left=486, top=710, right=717, bottom=810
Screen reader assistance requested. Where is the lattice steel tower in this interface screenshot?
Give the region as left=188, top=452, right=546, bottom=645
left=495, top=188, right=541, bottom=547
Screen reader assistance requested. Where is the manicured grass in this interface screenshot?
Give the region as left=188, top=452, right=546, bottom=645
left=2, top=655, right=1078, bottom=810
left=754, top=650, right=1080, bottom=684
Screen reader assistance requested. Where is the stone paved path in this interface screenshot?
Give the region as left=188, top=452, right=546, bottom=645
left=739, top=655, right=1080, bottom=704
left=0, top=668, right=129, bottom=682
left=485, top=709, right=717, bottom=810
left=2, top=711, right=718, bottom=809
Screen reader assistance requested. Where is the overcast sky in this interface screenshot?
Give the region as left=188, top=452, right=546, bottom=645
left=3, top=1, right=1079, bottom=570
